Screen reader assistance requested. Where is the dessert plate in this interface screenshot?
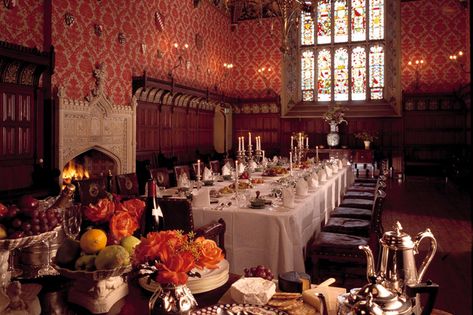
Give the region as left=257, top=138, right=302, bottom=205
left=192, top=303, right=287, bottom=315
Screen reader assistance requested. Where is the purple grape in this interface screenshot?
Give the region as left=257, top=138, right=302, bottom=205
left=21, top=222, right=32, bottom=231
left=12, top=218, right=22, bottom=228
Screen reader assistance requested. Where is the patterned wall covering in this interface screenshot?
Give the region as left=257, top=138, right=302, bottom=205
left=51, top=0, right=233, bottom=105
left=231, top=18, right=282, bottom=98
left=0, top=0, right=44, bottom=49
left=401, top=0, right=470, bottom=93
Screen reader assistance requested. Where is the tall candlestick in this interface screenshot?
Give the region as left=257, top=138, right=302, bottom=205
left=238, top=137, right=241, bottom=151
left=235, top=160, right=239, bottom=189
left=291, top=136, right=294, bottom=150
left=258, top=136, right=261, bottom=151
left=316, top=146, right=319, bottom=161
left=248, top=132, right=252, bottom=148
left=289, top=152, right=293, bottom=173
left=262, top=150, right=265, bottom=160
left=197, top=160, right=201, bottom=180
left=306, top=137, right=309, bottom=148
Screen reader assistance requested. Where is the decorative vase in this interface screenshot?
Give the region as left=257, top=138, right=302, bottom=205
left=149, top=283, right=197, bottom=315
left=364, top=140, right=371, bottom=150
left=326, top=121, right=340, bottom=147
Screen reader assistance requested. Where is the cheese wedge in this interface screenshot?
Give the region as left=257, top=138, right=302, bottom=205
left=302, top=286, right=346, bottom=315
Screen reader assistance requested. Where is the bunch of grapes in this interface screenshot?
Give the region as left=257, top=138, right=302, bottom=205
left=243, top=265, right=274, bottom=281
left=0, top=198, right=63, bottom=239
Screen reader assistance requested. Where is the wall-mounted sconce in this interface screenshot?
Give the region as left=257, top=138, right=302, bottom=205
left=214, top=63, right=234, bottom=91
left=3, top=0, right=17, bottom=9
left=64, top=12, right=75, bottom=26
left=449, top=50, right=470, bottom=74
left=118, top=32, right=126, bottom=45
left=168, top=43, right=191, bottom=78
left=94, top=24, right=103, bottom=37
left=257, top=66, right=273, bottom=94
left=407, top=59, right=425, bottom=91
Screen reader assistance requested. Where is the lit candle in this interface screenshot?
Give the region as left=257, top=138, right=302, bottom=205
left=235, top=160, right=239, bottom=188
left=197, top=160, right=201, bottom=180
left=316, top=146, right=319, bottom=161
left=242, top=136, right=245, bottom=151
left=248, top=132, right=252, bottom=149
left=238, top=137, right=241, bottom=152
left=258, top=136, right=261, bottom=151
left=291, top=136, right=294, bottom=150
left=289, top=152, right=293, bottom=173
left=306, top=136, right=309, bottom=148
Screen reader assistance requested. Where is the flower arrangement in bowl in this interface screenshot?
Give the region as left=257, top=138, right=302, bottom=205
left=133, top=230, right=225, bottom=313
left=323, top=105, right=349, bottom=125
left=354, top=131, right=377, bottom=142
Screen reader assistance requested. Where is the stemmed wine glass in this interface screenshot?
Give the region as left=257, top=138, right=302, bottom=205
left=62, top=204, right=82, bottom=240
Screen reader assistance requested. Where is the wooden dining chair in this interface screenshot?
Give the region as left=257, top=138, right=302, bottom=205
left=75, top=177, right=108, bottom=205
left=150, top=168, right=171, bottom=188
left=195, top=218, right=226, bottom=255
left=173, top=165, right=191, bottom=182
left=209, top=160, right=221, bottom=174
left=116, top=173, right=140, bottom=197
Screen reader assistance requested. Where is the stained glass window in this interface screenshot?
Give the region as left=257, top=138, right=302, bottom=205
left=301, top=11, right=315, bottom=45
left=369, top=0, right=384, bottom=40
left=351, top=46, right=366, bottom=100
left=334, top=0, right=348, bottom=43
left=317, top=49, right=332, bottom=101
left=317, top=0, right=331, bottom=44
left=334, top=48, right=349, bottom=101
left=299, top=0, right=385, bottom=102
left=369, top=45, right=384, bottom=99
left=351, top=0, right=366, bottom=41
left=301, top=50, right=315, bottom=101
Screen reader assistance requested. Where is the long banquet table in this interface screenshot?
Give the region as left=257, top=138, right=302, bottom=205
left=192, top=166, right=355, bottom=275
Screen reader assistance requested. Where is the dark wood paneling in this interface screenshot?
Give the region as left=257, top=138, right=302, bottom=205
left=136, top=101, right=215, bottom=165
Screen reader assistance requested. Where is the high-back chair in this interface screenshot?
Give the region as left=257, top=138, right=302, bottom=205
left=174, top=165, right=191, bottom=183
left=75, top=177, right=108, bottom=205
left=116, top=173, right=140, bottom=197
left=209, top=160, right=221, bottom=174
left=150, top=168, right=171, bottom=188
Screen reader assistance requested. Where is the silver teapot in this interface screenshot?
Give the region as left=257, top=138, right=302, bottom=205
left=359, top=221, right=437, bottom=295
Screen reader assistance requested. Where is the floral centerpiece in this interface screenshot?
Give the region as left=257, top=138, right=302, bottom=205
left=133, top=230, right=224, bottom=314
left=323, top=105, right=349, bottom=125
left=354, top=131, right=377, bottom=142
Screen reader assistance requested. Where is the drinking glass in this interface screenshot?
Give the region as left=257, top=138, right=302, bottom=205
left=62, top=204, right=82, bottom=240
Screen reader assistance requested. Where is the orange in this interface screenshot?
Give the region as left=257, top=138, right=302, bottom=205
left=79, top=229, right=107, bottom=254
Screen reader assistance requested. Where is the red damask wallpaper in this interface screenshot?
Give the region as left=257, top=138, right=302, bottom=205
left=0, top=0, right=44, bottom=49
left=401, top=0, right=470, bottom=93
left=231, top=18, right=282, bottom=98
left=51, top=0, right=233, bottom=105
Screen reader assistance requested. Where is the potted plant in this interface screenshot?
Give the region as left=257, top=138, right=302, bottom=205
left=354, top=131, right=377, bottom=150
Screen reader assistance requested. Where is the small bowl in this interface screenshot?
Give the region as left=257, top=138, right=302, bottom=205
left=250, top=198, right=266, bottom=208
left=203, top=180, right=214, bottom=186
left=223, top=175, right=232, bottom=181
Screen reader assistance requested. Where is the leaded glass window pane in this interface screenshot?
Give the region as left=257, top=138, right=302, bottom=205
left=369, top=45, right=384, bottom=99
left=351, top=0, right=366, bottom=41
left=334, top=0, right=348, bottom=43
left=351, top=46, right=366, bottom=100
left=301, top=11, right=315, bottom=46
left=369, top=0, right=384, bottom=40
left=301, top=50, right=315, bottom=101
left=317, top=0, right=332, bottom=44
left=334, top=48, right=349, bottom=101
left=317, top=49, right=332, bottom=101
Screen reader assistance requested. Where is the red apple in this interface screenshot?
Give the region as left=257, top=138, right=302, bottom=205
left=0, top=203, right=7, bottom=219
left=17, top=195, right=39, bottom=212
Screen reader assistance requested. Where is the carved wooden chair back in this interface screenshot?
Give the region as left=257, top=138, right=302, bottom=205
left=157, top=198, right=194, bottom=233
left=116, top=173, right=140, bottom=197
left=150, top=168, right=170, bottom=188
left=75, top=177, right=108, bottom=205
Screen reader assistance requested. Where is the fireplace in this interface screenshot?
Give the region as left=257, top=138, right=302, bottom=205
left=56, top=63, right=136, bottom=184
left=62, top=149, right=118, bottom=183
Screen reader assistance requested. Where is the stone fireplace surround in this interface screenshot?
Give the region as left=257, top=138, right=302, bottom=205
left=56, top=63, right=136, bottom=184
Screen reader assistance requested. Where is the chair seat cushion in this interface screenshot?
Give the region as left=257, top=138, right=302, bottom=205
left=322, top=218, right=370, bottom=237
left=339, top=198, right=374, bottom=210
left=347, top=186, right=377, bottom=193
left=344, top=191, right=375, bottom=199
left=331, top=207, right=372, bottom=220
left=355, top=178, right=378, bottom=184
left=352, top=182, right=377, bottom=187
left=309, top=232, right=369, bottom=256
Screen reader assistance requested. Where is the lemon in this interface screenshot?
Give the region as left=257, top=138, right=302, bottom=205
left=80, top=229, right=107, bottom=254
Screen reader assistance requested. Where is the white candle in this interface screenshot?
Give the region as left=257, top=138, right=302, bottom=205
left=262, top=150, right=265, bottom=160
left=248, top=132, right=252, bottom=148
left=258, top=136, right=261, bottom=151
left=242, top=136, right=245, bottom=151
left=316, top=146, right=319, bottom=160
left=291, top=136, right=294, bottom=149
left=197, top=160, right=201, bottom=179
left=306, top=136, right=309, bottom=148
left=238, top=137, right=241, bottom=151
left=289, top=152, right=293, bottom=172
left=235, top=160, right=239, bottom=188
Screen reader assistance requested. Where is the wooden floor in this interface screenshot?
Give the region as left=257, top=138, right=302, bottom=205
left=382, top=176, right=471, bottom=315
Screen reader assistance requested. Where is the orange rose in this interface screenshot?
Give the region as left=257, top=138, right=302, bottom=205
left=122, top=199, right=146, bottom=221
left=133, top=231, right=185, bottom=265
left=109, top=211, right=139, bottom=242
left=194, top=237, right=224, bottom=270
left=83, top=198, right=115, bottom=223
left=155, top=251, right=195, bottom=285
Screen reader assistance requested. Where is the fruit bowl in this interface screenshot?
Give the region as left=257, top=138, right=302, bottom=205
left=52, top=259, right=132, bottom=282
left=0, top=226, right=60, bottom=251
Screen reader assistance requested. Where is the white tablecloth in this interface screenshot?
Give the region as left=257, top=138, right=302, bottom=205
left=192, top=166, right=354, bottom=275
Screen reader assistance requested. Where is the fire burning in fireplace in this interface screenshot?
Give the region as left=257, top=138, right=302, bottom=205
left=62, top=160, right=90, bottom=183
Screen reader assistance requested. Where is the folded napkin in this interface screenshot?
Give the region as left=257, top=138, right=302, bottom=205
left=308, top=174, right=319, bottom=189
left=332, top=164, right=339, bottom=173
left=222, top=163, right=231, bottom=176
left=342, top=158, right=349, bottom=167
left=325, top=166, right=332, bottom=177
left=192, top=188, right=211, bottom=208
left=307, top=157, right=315, bottom=163
left=273, top=156, right=279, bottom=163
left=248, top=160, right=258, bottom=170
left=177, top=172, right=190, bottom=188
left=317, top=169, right=327, bottom=182
left=238, top=162, right=246, bottom=175
left=282, top=188, right=295, bottom=208
left=296, top=178, right=309, bottom=196
left=337, top=159, right=343, bottom=168
left=203, top=167, right=213, bottom=180
left=262, top=157, right=268, bottom=167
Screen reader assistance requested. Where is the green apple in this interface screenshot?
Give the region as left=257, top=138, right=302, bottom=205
left=120, top=235, right=141, bottom=255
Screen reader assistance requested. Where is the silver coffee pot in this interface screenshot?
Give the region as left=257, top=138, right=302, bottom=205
left=359, top=221, right=437, bottom=295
